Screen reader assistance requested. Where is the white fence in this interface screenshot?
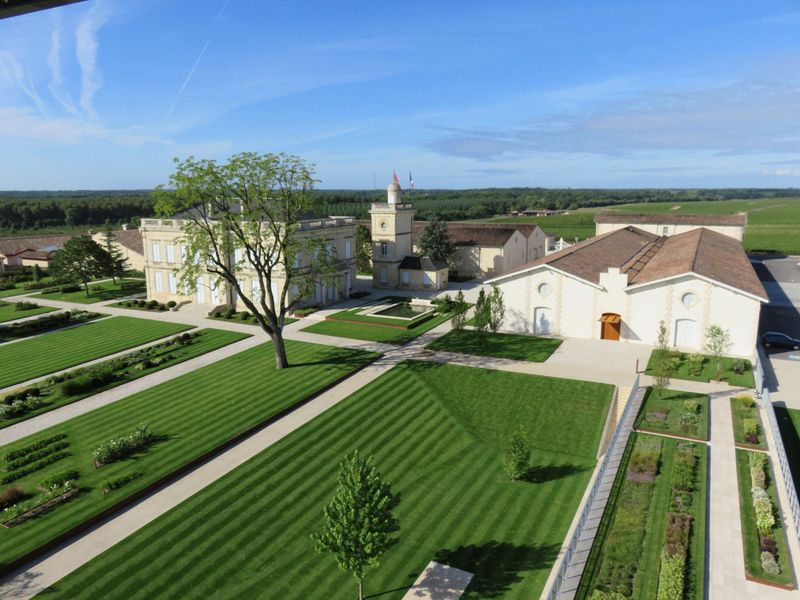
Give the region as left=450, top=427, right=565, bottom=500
left=755, top=348, right=800, bottom=548
left=545, top=375, right=641, bottom=600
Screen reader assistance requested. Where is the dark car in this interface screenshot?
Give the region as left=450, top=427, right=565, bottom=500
left=762, top=332, right=800, bottom=350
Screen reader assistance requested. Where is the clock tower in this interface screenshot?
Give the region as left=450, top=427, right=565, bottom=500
left=369, top=178, right=416, bottom=288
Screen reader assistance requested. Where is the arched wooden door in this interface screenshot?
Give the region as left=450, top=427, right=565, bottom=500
left=600, top=313, right=621, bottom=341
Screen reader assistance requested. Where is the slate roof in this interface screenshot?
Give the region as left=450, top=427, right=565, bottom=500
left=594, top=212, right=747, bottom=226
left=113, top=229, right=144, bottom=255
left=398, top=255, right=449, bottom=271
left=491, top=225, right=767, bottom=300
left=0, top=234, right=73, bottom=257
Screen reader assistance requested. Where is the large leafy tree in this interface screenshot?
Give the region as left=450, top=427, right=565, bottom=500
left=154, top=152, right=339, bottom=369
left=50, top=236, right=113, bottom=295
left=417, top=214, right=455, bottom=264
left=312, top=450, right=400, bottom=600
left=101, top=222, right=129, bottom=284
left=355, top=223, right=372, bottom=274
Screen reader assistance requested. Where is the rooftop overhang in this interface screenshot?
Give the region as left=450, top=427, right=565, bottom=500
left=0, top=0, right=85, bottom=19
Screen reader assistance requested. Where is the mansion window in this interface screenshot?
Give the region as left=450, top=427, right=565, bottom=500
left=380, top=241, right=388, bottom=256
left=151, top=243, right=161, bottom=262
left=166, top=244, right=175, bottom=264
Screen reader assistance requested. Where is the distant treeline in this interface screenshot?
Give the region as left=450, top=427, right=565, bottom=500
left=0, top=188, right=797, bottom=231
left=314, top=187, right=800, bottom=221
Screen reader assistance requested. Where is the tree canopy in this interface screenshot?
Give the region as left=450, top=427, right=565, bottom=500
left=417, top=214, right=455, bottom=264
left=154, top=152, right=340, bottom=368
left=49, top=236, right=113, bottom=294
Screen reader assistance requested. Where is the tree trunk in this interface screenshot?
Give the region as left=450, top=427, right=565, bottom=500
left=358, top=579, right=363, bottom=600
left=83, top=280, right=90, bottom=296
left=271, top=326, right=289, bottom=369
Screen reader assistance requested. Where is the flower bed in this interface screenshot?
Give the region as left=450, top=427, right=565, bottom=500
left=0, top=482, right=79, bottom=528
left=93, top=424, right=157, bottom=466
left=588, top=436, right=663, bottom=596
left=655, top=442, right=703, bottom=599
left=102, top=471, right=142, bottom=494
left=2, top=434, right=71, bottom=484
left=730, top=395, right=766, bottom=450
left=0, top=310, right=101, bottom=342
left=734, top=448, right=793, bottom=587
left=635, top=389, right=709, bottom=441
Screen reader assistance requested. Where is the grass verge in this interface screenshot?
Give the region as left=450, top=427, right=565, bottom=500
left=428, top=329, right=562, bottom=362
left=645, top=351, right=755, bottom=388
left=0, top=328, right=250, bottom=428
left=0, top=302, right=56, bottom=323
left=0, top=317, right=192, bottom=389
left=36, top=279, right=145, bottom=304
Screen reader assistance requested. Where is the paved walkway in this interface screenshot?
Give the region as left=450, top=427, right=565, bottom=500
left=708, top=391, right=800, bottom=599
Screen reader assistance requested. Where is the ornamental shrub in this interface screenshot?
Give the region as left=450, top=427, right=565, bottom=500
left=760, top=535, right=777, bottom=554
left=737, top=395, right=755, bottom=409
left=1, top=452, right=70, bottom=484
left=40, top=470, right=79, bottom=491
left=743, top=418, right=759, bottom=438
left=683, top=399, right=701, bottom=414
left=663, top=512, right=691, bottom=557
left=166, top=300, right=177, bottom=308
left=761, top=551, right=781, bottom=575
left=749, top=452, right=768, bottom=489
left=4, top=433, right=68, bottom=461
left=14, top=301, right=38, bottom=311
left=688, top=353, right=705, bottom=376
left=500, top=429, right=530, bottom=481
left=752, top=487, right=776, bottom=534
left=60, top=367, right=116, bottom=396
left=656, top=553, right=685, bottom=600
left=102, top=471, right=142, bottom=492
left=93, top=424, right=156, bottom=466
left=588, top=592, right=627, bottom=600
left=0, top=487, right=25, bottom=510
left=671, top=453, right=697, bottom=492
left=60, top=284, right=81, bottom=293
left=239, top=311, right=251, bottom=320
left=5, top=441, right=70, bottom=471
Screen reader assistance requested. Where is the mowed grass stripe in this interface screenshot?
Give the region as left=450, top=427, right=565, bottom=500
left=45, top=361, right=611, bottom=600
left=0, top=340, right=379, bottom=571
left=0, top=316, right=193, bottom=389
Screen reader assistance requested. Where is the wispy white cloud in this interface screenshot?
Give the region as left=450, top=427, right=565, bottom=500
left=47, top=28, right=79, bottom=116
left=75, top=0, right=111, bottom=120
left=428, top=55, right=800, bottom=160
left=771, top=169, right=800, bottom=177
left=0, top=50, right=45, bottom=115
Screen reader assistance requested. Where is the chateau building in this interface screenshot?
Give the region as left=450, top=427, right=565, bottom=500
left=141, top=214, right=357, bottom=309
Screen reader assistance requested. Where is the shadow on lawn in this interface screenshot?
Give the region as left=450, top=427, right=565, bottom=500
left=287, top=349, right=376, bottom=369
left=434, top=540, right=559, bottom=598
left=522, top=463, right=591, bottom=484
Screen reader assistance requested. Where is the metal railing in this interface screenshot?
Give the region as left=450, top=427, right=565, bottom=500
left=762, top=388, right=800, bottom=546
left=545, top=375, right=641, bottom=600
left=756, top=346, right=800, bottom=548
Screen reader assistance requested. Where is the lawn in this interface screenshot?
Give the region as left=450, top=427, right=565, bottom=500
left=0, top=301, right=55, bottom=323
left=0, top=328, right=250, bottom=428
left=41, top=361, right=614, bottom=599
left=0, top=316, right=192, bottom=389
left=578, top=432, right=708, bottom=599
left=428, top=329, right=562, bottom=362
left=302, top=310, right=454, bottom=344
left=730, top=395, right=767, bottom=450
left=775, top=406, right=800, bottom=497
left=37, top=279, right=145, bottom=304
left=645, top=350, right=755, bottom=388
left=734, top=449, right=793, bottom=587
left=635, top=388, right=709, bottom=441
left=0, top=340, right=379, bottom=573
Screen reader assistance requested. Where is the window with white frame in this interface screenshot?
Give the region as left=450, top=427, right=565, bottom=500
left=154, top=271, right=163, bottom=292
left=152, top=243, right=161, bottom=262
left=380, top=241, right=388, bottom=256
left=168, top=272, right=177, bottom=294
left=166, top=244, right=175, bottom=264
left=345, top=239, right=352, bottom=259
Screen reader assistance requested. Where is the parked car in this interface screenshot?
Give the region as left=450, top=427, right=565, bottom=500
left=761, top=332, right=800, bottom=350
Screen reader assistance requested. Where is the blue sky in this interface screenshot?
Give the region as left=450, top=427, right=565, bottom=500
left=1, top=0, right=800, bottom=189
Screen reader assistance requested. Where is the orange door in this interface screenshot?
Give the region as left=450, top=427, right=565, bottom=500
left=600, top=314, right=621, bottom=340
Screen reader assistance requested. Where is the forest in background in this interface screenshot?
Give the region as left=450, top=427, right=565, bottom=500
left=1, top=188, right=798, bottom=234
